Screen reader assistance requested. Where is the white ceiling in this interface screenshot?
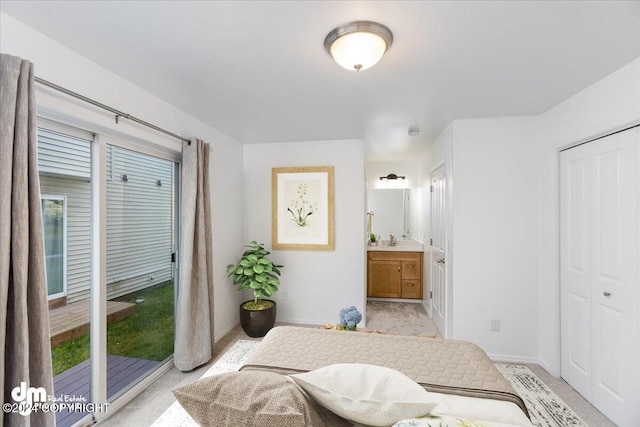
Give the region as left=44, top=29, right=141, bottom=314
left=2, top=1, right=639, bottom=160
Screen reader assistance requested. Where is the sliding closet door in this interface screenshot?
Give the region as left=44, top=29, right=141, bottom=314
left=560, top=126, right=639, bottom=426
left=560, top=143, right=591, bottom=400
left=589, top=129, right=638, bottom=423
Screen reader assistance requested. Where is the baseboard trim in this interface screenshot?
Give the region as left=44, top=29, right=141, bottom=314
left=422, top=300, right=431, bottom=317
left=214, top=321, right=240, bottom=343
left=276, top=317, right=337, bottom=327
left=537, top=358, right=560, bottom=378
left=488, top=354, right=542, bottom=365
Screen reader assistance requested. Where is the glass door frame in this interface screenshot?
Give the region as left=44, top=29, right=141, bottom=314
left=89, top=133, right=181, bottom=423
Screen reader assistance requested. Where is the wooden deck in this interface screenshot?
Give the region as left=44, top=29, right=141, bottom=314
left=53, top=355, right=161, bottom=427
left=49, top=300, right=136, bottom=347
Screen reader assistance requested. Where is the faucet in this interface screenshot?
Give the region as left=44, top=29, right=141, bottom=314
left=390, top=233, right=397, bottom=246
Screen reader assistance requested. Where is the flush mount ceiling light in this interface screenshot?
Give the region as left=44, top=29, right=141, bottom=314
left=324, top=21, right=393, bottom=71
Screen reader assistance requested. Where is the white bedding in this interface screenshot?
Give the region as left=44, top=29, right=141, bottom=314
left=393, top=391, right=534, bottom=427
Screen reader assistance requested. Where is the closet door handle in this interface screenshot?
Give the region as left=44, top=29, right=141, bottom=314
left=397, top=266, right=401, bottom=272
left=603, top=292, right=611, bottom=297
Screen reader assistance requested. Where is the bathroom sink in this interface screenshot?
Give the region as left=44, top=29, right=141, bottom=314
left=367, top=240, right=424, bottom=252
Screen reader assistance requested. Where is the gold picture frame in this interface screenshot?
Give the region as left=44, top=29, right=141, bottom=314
left=272, top=166, right=334, bottom=250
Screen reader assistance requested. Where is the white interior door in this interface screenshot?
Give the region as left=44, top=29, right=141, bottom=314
left=430, top=164, right=446, bottom=336
left=560, top=127, right=639, bottom=426
left=589, top=129, right=638, bottom=425
left=560, top=144, right=592, bottom=399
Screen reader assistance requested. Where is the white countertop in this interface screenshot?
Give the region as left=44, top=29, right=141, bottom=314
left=367, top=240, right=424, bottom=252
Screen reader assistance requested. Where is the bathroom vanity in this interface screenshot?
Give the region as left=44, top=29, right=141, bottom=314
left=367, top=244, right=423, bottom=299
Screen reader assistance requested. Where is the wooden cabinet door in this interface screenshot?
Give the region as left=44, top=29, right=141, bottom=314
left=401, top=261, right=420, bottom=280
left=367, top=260, right=401, bottom=298
left=401, top=280, right=420, bottom=298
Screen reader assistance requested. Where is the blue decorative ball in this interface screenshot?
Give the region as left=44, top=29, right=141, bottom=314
left=339, top=306, right=362, bottom=328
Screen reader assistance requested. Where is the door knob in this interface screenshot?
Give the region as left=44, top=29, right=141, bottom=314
left=603, top=292, right=611, bottom=297
left=437, top=258, right=445, bottom=264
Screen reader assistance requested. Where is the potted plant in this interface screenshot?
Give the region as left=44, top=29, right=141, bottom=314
left=226, top=241, right=283, bottom=337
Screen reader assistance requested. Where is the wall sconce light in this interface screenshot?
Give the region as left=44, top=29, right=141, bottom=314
left=157, top=180, right=162, bottom=187
left=379, top=173, right=406, bottom=181
left=122, top=174, right=128, bottom=182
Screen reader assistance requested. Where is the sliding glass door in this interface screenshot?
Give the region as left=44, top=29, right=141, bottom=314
left=38, top=121, right=179, bottom=426
left=38, top=124, right=93, bottom=427
left=105, top=144, right=176, bottom=400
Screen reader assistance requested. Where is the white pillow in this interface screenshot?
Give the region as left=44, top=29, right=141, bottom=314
left=289, top=363, right=438, bottom=427
left=394, top=415, right=524, bottom=427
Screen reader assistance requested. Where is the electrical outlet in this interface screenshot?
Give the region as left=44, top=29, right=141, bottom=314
left=490, top=319, right=500, bottom=332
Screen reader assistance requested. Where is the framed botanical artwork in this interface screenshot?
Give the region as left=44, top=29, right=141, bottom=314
left=272, top=166, right=334, bottom=250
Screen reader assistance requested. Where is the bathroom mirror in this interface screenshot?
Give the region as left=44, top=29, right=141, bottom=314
left=367, top=189, right=410, bottom=240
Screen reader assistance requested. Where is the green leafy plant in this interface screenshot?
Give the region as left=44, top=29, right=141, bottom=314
left=369, top=233, right=377, bottom=243
left=226, top=241, right=283, bottom=310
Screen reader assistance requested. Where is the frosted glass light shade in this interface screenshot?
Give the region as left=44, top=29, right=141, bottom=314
left=325, top=21, right=393, bottom=72
left=330, top=32, right=387, bottom=71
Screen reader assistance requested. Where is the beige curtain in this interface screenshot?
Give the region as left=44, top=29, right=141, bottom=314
left=174, top=139, right=214, bottom=371
left=1, top=54, right=56, bottom=426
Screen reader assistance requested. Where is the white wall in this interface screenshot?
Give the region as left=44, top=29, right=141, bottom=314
left=424, top=117, right=541, bottom=361
left=451, top=117, right=540, bottom=362
left=1, top=12, right=246, bottom=341
left=421, top=58, right=639, bottom=366
left=243, top=139, right=366, bottom=325
left=537, top=58, right=640, bottom=375
left=408, top=186, right=428, bottom=243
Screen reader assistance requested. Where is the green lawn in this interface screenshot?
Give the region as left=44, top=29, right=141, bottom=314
left=51, top=281, right=175, bottom=376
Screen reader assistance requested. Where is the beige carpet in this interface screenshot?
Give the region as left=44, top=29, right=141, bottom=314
left=365, top=300, right=440, bottom=336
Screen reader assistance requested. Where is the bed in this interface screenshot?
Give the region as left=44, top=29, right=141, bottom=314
left=240, top=326, right=533, bottom=427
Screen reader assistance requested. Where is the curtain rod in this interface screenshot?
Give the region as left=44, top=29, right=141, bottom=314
left=34, top=76, right=191, bottom=144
